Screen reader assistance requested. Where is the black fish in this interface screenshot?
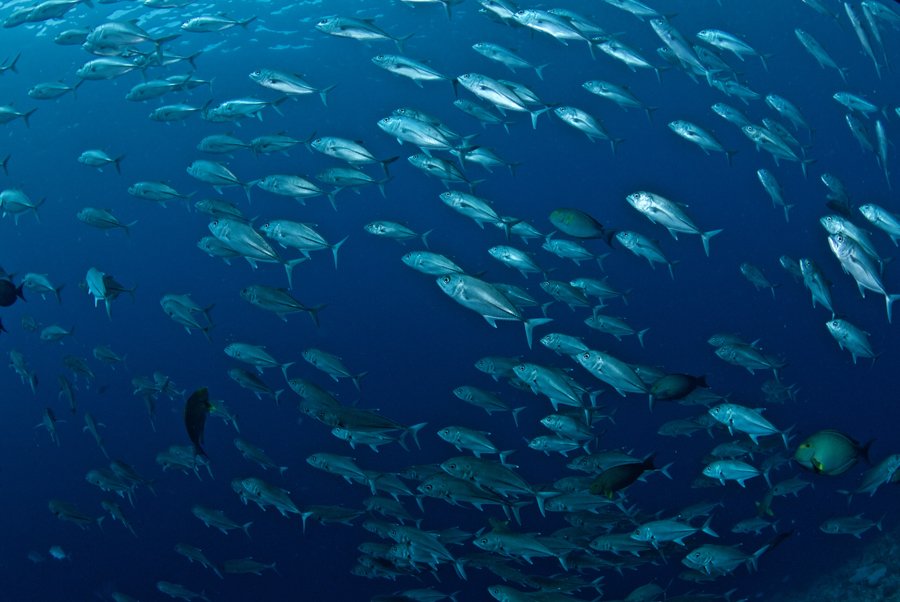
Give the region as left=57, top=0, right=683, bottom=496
left=184, top=387, right=212, bottom=458
left=589, top=455, right=659, bottom=498
left=0, top=278, right=24, bottom=307
left=0, top=317, right=5, bottom=334
left=649, top=373, right=709, bottom=402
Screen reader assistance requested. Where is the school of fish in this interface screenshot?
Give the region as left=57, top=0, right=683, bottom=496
left=1, top=0, right=899, bottom=601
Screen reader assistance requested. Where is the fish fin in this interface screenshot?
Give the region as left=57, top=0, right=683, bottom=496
left=700, top=229, right=723, bottom=256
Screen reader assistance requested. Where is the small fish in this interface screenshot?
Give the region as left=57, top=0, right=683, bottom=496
left=826, top=319, right=876, bottom=364
left=820, top=514, right=883, bottom=538
left=315, top=16, right=412, bottom=51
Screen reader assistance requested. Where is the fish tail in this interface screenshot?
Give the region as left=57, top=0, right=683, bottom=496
left=420, top=228, right=434, bottom=249
left=529, top=107, right=550, bottom=130
left=352, top=371, right=369, bottom=391
left=800, top=158, right=816, bottom=179
left=885, top=294, right=900, bottom=323
left=279, top=362, right=295, bottom=382
left=702, top=514, right=719, bottom=538
left=535, top=491, right=555, bottom=517
left=511, top=407, right=526, bottom=428
left=22, top=108, right=37, bottom=129
left=379, top=156, right=399, bottom=177
left=453, top=557, right=467, bottom=581
left=637, top=328, right=650, bottom=348
left=405, top=422, right=427, bottom=449
left=241, top=180, right=256, bottom=203
left=306, top=304, right=325, bottom=328
left=330, top=236, right=349, bottom=270
left=781, top=425, right=795, bottom=449
left=318, top=84, right=337, bottom=107
left=523, top=317, right=553, bottom=349
left=283, top=257, right=307, bottom=290
left=5, top=52, right=20, bottom=73
left=783, top=204, right=794, bottom=223
left=393, top=32, right=415, bottom=53
left=508, top=502, right=523, bottom=526
left=610, top=137, right=625, bottom=154
left=700, top=229, right=723, bottom=257
left=725, top=149, right=737, bottom=166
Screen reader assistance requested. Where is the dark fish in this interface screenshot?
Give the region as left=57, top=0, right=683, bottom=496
left=826, top=199, right=853, bottom=219
left=650, top=373, right=709, bottom=404
left=589, top=455, right=660, bottom=498
left=0, top=317, right=5, bottom=334
left=0, top=276, right=25, bottom=307
left=184, top=387, right=212, bottom=458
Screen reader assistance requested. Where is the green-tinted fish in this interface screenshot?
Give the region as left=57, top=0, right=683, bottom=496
left=794, top=429, right=871, bottom=475
left=240, top=284, right=324, bottom=325
left=548, top=208, right=613, bottom=241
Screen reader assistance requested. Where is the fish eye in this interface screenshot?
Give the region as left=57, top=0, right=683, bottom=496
left=582, top=352, right=590, bottom=359
left=448, top=463, right=457, bottom=470
left=442, top=276, right=451, bottom=284
left=480, top=538, right=488, bottom=544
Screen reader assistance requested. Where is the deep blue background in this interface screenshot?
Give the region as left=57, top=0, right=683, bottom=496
left=0, top=0, right=898, bottom=600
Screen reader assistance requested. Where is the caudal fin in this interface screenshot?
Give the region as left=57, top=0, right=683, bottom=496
left=701, top=229, right=724, bottom=256
left=330, top=236, right=349, bottom=270
left=523, top=317, right=553, bottom=349
left=885, top=293, right=900, bottom=323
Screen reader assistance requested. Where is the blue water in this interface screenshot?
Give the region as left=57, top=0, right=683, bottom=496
left=1, top=0, right=898, bottom=600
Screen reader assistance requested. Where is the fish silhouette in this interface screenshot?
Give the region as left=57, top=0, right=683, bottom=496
left=184, top=387, right=212, bottom=458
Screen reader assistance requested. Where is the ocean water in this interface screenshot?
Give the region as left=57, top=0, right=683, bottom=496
left=0, top=0, right=898, bottom=600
